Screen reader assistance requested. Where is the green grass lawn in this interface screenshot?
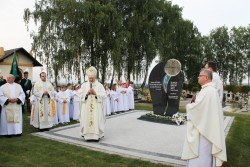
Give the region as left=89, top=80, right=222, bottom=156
left=136, top=103, right=250, bottom=167
left=135, top=102, right=153, bottom=111
left=0, top=107, right=170, bottom=167
left=223, top=112, right=250, bottom=167
left=0, top=104, right=249, bottom=167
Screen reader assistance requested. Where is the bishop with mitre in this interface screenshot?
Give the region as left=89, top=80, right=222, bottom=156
left=78, top=66, right=105, bottom=141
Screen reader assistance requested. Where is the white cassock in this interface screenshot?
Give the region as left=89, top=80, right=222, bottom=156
left=78, top=81, right=105, bottom=140
left=122, top=87, right=129, bottom=111
left=127, top=85, right=134, bottom=110
left=0, top=83, right=25, bottom=135
left=57, top=91, right=70, bottom=123
left=110, top=90, right=118, bottom=113
left=73, top=90, right=80, bottom=120
left=181, top=82, right=227, bottom=167
left=66, top=89, right=74, bottom=119
left=104, top=89, right=111, bottom=116
left=116, top=86, right=124, bottom=111
left=31, top=80, right=54, bottom=129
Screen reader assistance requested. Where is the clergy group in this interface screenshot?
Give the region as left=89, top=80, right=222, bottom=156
left=0, top=66, right=134, bottom=141
left=0, top=65, right=227, bottom=167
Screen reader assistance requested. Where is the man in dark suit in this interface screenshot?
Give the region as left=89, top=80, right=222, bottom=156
left=20, top=71, right=32, bottom=112
left=0, top=74, right=7, bottom=114
left=0, top=74, right=7, bottom=86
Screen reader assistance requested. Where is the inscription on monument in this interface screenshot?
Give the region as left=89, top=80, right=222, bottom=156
left=149, top=81, right=162, bottom=91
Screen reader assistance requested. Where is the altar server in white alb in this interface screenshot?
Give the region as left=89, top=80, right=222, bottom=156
left=110, top=84, right=118, bottom=114
left=72, top=84, right=81, bottom=121
left=181, top=68, right=227, bottom=167
left=78, top=66, right=105, bottom=141
left=57, top=86, right=70, bottom=124
left=31, top=72, right=54, bottom=129
left=127, top=82, right=134, bottom=110
left=0, top=74, right=25, bottom=135
left=66, top=83, right=74, bottom=119
left=122, top=83, right=129, bottom=111
left=116, top=81, right=124, bottom=112
left=104, top=83, right=111, bottom=116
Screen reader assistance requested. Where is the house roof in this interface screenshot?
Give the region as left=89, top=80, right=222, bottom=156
left=0, top=47, right=42, bottom=66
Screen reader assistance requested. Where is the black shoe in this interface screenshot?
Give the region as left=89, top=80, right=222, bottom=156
left=86, top=139, right=99, bottom=142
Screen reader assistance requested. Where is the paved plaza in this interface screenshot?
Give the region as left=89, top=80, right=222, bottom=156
left=32, top=110, right=234, bottom=167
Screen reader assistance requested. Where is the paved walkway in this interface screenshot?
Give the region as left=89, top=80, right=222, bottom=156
left=32, top=110, right=234, bottom=167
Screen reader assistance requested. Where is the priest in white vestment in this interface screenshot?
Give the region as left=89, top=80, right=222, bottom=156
left=57, top=86, right=70, bottom=124
left=0, top=74, right=25, bottom=135
left=78, top=66, right=105, bottom=141
left=181, top=69, right=227, bottom=167
left=31, top=72, right=54, bottom=129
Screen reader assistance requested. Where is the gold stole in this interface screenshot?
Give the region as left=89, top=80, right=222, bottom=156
left=62, top=98, right=67, bottom=115
left=88, top=95, right=95, bottom=129
left=3, top=84, right=21, bottom=123
left=31, top=105, right=35, bottom=121
left=51, top=100, right=56, bottom=118
left=37, top=81, right=52, bottom=122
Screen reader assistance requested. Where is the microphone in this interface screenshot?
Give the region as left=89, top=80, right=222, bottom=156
left=86, top=83, right=93, bottom=100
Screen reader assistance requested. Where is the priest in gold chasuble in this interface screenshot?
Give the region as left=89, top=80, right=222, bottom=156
left=78, top=66, right=105, bottom=141
left=0, top=74, right=25, bottom=135
left=31, top=72, right=54, bottom=129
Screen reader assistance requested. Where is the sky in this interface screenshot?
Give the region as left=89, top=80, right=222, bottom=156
left=1, top=0, right=249, bottom=51
left=0, top=0, right=249, bottom=82
left=171, top=0, right=250, bottom=35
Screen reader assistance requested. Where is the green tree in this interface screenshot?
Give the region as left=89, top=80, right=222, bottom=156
left=240, top=86, right=250, bottom=94
left=229, top=26, right=249, bottom=85
left=208, top=26, right=230, bottom=84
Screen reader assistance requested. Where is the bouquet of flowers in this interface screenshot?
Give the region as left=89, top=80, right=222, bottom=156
left=171, top=112, right=187, bottom=125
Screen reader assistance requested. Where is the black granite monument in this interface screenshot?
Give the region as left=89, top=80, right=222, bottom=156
left=148, top=60, right=184, bottom=116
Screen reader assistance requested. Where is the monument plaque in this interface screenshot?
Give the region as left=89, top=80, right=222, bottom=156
left=149, top=59, right=184, bottom=116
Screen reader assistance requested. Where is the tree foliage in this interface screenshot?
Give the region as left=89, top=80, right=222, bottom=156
left=24, top=0, right=199, bottom=86
left=203, top=25, right=250, bottom=85
left=24, top=1, right=250, bottom=87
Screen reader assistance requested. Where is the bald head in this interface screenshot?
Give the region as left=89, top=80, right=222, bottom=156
left=7, top=74, right=15, bottom=83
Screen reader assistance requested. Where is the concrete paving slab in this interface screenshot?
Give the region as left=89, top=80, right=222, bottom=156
left=32, top=110, right=234, bottom=167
